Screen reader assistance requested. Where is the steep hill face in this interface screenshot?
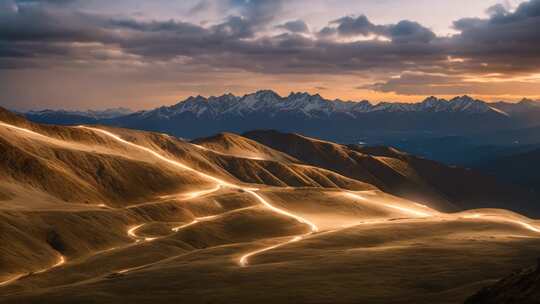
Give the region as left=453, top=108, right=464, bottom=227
left=244, top=130, right=540, bottom=215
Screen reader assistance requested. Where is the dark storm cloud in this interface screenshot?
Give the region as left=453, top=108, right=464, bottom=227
left=1, top=0, right=540, bottom=89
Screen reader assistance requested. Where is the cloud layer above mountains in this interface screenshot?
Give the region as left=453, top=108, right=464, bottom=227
left=1, top=0, right=539, bottom=109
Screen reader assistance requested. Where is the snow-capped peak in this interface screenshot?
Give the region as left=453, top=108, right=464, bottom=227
left=132, top=91, right=512, bottom=120
left=448, top=95, right=492, bottom=113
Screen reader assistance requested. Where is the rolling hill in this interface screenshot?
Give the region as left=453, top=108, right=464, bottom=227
left=243, top=130, right=540, bottom=215
left=1, top=107, right=540, bottom=304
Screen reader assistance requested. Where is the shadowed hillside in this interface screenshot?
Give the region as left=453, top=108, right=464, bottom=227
left=244, top=130, right=540, bottom=215
left=465, top=259, right=540, bottom=304
left=476, top=148, right=540, bottom=191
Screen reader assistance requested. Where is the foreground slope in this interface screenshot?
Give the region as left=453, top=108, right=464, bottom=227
left=1, top=108, right=540, bottom=304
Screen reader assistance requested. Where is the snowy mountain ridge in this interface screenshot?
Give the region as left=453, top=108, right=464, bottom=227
left=139, top=90, right=509, bottom=119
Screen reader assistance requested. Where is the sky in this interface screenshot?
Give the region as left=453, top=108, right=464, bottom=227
left=1, top=0, right=540, bottom=110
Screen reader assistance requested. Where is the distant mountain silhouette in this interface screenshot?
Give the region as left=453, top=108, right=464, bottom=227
left=23, top=91, right=540, bottom=144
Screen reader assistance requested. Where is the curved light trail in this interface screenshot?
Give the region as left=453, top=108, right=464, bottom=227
left=344, top=192, right=433, bottom=218
left=192, top=143, right=266, bottom=161
left=239, top=235, right=302, bottom=267
left=172, top=220, right=199, bottom=232
left=127, top=224, right=158, bottom=242
left=0, top=254, right=66, bottom=288
left=8, top=121, right=539, bottom=273
left=0, top=122, right=48, bottom=138
left=78, top=126, right=319, bottom=267
left=0, top=274, right=25, bottom=287
left=171, top=206, right=256, bottom=232
left=76, top=126, right=238, bottom=188
left=245, top=190, right=319, bottom=233
left=171, top=214, right=219, bottom=232
left=36, top=255, right=66, bottom=273
left=237, top=190, right=318, bottom=267
left=159, top=185, right=222, bottom=201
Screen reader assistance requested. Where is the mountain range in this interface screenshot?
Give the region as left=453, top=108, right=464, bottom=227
left=23, top=91, right=540, bottom=143
left=24, top=107, right=133, bottom=125
left=21, top=91, right=540, bottom=191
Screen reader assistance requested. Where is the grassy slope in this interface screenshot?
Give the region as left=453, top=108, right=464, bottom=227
left=2, top=108, right=540, bottom=303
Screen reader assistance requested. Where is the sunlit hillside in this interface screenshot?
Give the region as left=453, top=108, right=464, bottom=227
left=1, top=108, right=540, bottom=303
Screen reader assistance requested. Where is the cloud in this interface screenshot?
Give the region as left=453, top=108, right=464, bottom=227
left=388, top=20, right=436, bottom=43
left=485, top=3, right=508, bottom=17
left=1, top=0, right=540, bottom=100
left=448, top=0, right=540, bottom=73
left=0, top=0, right=18, bottom=13
left=188, top=0, right=212, bottom=15
left=321, top=15, right=435, bottom=43
left=276, top=20, right=309, bottom=33
left=329, top=15, right=382, bottom=36
left=365, top=72, right=540, bottom=96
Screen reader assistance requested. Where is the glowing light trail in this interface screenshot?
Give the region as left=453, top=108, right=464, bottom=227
left=159, top=185, right=221, bottom=200
left=1, top=254, right=66, bottom=287
left=0, top=122, right=48, bottom=138
left=192, top=143, right=267, bottom=160
left=79, top=126, right=318, bottom=267
left=0, top=274, right=25, bottom=287
left=245, top=190, right=319, bottom=233
left=239, top=236, right=302, bottom=267
left=127, top=224, right=144, bottom=239
left=127, top=224, right=159, bottom=242
left=344, top=192, right=433, bottom=217
left=35, top=255, right=65, bottom=273
left=171, top=207, right=256, bottom=232
left=77, top=126, right=238, bottom=188
left=172, top=220, right=199, bottom=232
left=2, top=121, right=540, bottom=275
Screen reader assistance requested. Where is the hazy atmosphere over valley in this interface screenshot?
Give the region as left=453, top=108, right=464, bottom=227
left=2, top=1, right=540, bottom=303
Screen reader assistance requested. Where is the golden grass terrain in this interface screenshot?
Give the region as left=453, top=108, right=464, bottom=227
left=1, top=107, right=540, bottom=303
